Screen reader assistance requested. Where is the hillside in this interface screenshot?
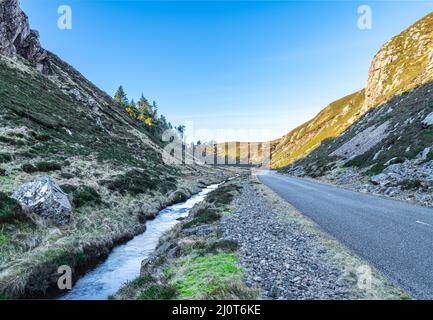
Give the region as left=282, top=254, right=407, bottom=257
left=0, top=0, right=230, bottom=298
left=272, top=12, right=433, bottom=169
left=271, top=90, right=365, bottom=168
left=281, top=12, right=433, bottom=207
left=285, top=78, right=433, bottom=207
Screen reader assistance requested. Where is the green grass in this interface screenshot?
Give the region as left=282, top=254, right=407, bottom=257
left=0, top=229, right=9, bottom=249
left=167, top=253, right=243, bottom=299
left=220, top=209, right=233, bottom=216
left=44, top=248, right=71, bottom=266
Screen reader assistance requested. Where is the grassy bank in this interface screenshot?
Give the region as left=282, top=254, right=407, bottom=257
left=115, top=177, right=259, bottom=300
left=0, top=171, right=235, bottom=299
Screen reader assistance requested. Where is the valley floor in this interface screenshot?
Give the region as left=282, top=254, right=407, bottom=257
left=0, top=167, right=235, bottom=299
left=116, top=172, right=406, bottom=300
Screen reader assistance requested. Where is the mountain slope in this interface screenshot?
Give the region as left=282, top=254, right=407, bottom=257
left=272, top=12, right=433, bottom=168
left=285, top=76, right=433, bottom=207
left=0, top=0, right=230, bottom=298
left=271, top=90, right=365, bottom=168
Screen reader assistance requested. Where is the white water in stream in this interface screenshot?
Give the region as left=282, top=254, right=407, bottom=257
left=60, top=183, right=221, bottom=300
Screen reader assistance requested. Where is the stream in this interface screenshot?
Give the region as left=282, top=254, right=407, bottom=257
left=59, top=183, right=221, bottom=300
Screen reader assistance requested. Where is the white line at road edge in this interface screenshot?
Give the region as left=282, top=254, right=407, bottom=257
left=416, top=220, right=432, bottom=227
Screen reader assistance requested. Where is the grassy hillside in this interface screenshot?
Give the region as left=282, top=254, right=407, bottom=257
left=271, top=90, right=365, bottom=168
left=288, top=80, right=433, bottom=180
left=0, top=55, right=230, bottom=298
left=272, top=12, right=433, bottom=168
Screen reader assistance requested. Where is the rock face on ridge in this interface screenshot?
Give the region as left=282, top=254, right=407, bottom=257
left=0, top=0, right=49, bottom=73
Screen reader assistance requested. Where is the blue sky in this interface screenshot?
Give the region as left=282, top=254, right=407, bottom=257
left=21, top=0, right=433, bottom=142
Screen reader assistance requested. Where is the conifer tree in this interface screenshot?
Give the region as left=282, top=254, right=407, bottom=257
left=125, top=99, right=137, bottom=119
left=114, top=85, right=128, bottom=106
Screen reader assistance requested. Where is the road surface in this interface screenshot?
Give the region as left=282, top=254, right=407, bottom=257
left=257, top=170, right=433, bottom=299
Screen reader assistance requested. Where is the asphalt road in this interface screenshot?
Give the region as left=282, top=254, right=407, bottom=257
left=257, top=170, right=433, bottom=299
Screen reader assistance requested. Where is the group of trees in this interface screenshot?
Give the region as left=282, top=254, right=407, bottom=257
left=114, top=86, right=162, bottom=129
left=114, top=85, right=186, bottom=143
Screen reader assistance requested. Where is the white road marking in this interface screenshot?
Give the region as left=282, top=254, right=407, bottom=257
left=416, top=220, right=432, bottom=227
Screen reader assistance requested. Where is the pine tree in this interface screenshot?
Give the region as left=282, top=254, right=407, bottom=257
left=114, top=85, right=128, bottom=106
left=137, top=94, right=150, bottom=122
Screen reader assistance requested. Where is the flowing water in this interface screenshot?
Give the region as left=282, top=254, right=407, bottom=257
left=60, top=183, right=221, bottom=300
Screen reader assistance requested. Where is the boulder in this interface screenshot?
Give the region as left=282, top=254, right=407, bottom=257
left=422, top=112, right=433, bottom=128
left=12, top=176, right=72, bottom=225
left=0, top=0, right=50, bottom=73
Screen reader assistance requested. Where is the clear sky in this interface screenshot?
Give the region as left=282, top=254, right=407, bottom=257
left=21, top=0, right=433, bottom=142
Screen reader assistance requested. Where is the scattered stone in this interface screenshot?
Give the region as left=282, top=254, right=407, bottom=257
left=220, top=181, right=348, bottom=300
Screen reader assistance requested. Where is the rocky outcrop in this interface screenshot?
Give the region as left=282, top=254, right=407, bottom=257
left=0, top=0, right=49, bottom=73
left=12, top=176, right=72, bottom=225
left=422, top=112, right=433, bottom=128
left=364, top=13, right=433, bottom=110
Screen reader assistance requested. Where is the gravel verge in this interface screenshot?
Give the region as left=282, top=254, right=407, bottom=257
left=220, top=175, right=408, bottom=300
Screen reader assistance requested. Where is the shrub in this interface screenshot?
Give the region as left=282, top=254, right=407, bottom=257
left=206, top=239, right=239, bottom=254
left=71, top=186, right=102, bottom=208
left=60, top=172, right=74, bottom=179
left=22, top=161, right=62, bottom=173
left=138, top=285, right=177, bottom=300
left=60, top=184, right=102, bottom=208
left=60, top=184, right=77, bottom=194
left=0, top=153, right=12, bottom=164
left=0, top=136, right=26, bottom=146
left=400, top=179, right=422, bottom=190
left=128, top=275, right=155, bottom=290
left=206, top=184, right=241, bottom=207
left=366, top=163, right=385, bottom=176
left=0, top=192, right=23, bottom=223
left=182, top=208, right=221, bottom=229
left=102, top=170, right=156, bottom=195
